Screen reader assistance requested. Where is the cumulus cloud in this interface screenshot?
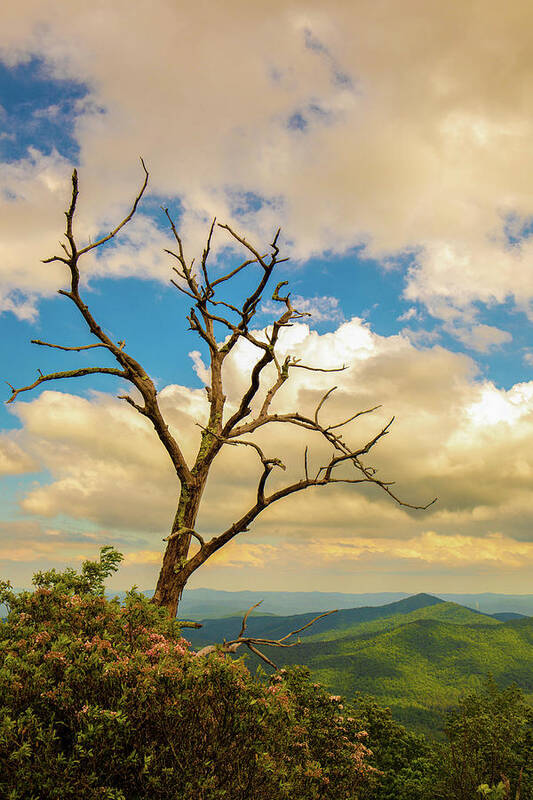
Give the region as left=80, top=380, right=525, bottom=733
left=0, top=0, right=532, bottom=331
left=2, top=318, right=533, bottom=586
left=446, top=323, right=512, bottom=353
left=308, top=531, right=533, bottom=569
left=0, top=433, right=38, bottom=474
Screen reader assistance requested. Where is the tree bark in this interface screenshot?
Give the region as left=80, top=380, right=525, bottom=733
left=152, top=535, right=191, bottom=618
left=152, top=467, right=213, bottom=617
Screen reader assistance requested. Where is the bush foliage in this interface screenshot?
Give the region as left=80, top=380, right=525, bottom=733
left=0, top=548, right=374, bottom=800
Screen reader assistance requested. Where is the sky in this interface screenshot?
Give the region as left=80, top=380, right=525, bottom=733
left=0, top=0, right=532, bottom=596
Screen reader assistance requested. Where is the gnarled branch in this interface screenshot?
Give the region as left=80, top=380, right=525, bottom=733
left=193, top=601, right=338, bottom=668
left=7, top=366, right=128, bottom=404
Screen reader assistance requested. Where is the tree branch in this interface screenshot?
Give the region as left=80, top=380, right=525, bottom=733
left=6, top=366, right=127, bottom=404
left=31, top=339, right=113, bottom=352
left=77, top=158, right=149, bottom=256
left=193, top=603, right=338, bottom=669
left=14, top=162, right=194, bottom=488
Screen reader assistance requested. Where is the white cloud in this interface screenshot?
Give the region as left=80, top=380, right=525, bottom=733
left=447, top=323, right=512, bottom=353
left=0, top=433, right=38, bottom=474
left=262, top=294, right=344, bottom=323
left=397, top=307, right=418, bottom=322
left=0, top=1, right=532, bottom=324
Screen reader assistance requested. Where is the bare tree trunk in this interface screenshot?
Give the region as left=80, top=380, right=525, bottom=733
left=153, top=536, right=190, bottom=617
left=153, top=478, right=207, bottom=616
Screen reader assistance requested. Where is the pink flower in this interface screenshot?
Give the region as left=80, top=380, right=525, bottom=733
left=44, top=650, right=67, bottom=664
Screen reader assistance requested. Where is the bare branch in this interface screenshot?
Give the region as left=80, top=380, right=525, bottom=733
left=117, top=394, right=148, bottom=415
left=77, top=158, right=149, bottom=256
left=193, top=605, right=338, bottom=669
left=354, top=416, right=395, bottom=457
left=275, top=609, right=339, bottom=643
left=162, top=206, right=187, bottom=269
left=245, top=641, right=278, bottom=668
left=314, top=386, right=337, bottom=427
left=211, top=257, right=260, bottom=287
left=200, top=218, right=216, bottom=297
left=31, top=339, right=111, bottom=352
left=237, top=599, right=264, bottom=639
left=196, top=423, right=285, bottom=469
left=290, top=361, right=348, bottom=373
left=6, top=366, right=127, bottom=404
left=327, top=405, right=381, bottom=431
left=217, top=224, right=271, bottom=271
left=169, top=276, right=198, bottom=301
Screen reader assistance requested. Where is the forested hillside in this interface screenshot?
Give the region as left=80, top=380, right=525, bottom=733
left=186, top=595, right=533, bottom=735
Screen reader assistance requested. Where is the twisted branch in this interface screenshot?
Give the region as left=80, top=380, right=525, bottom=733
left=194, top=601, right=338, bottom=668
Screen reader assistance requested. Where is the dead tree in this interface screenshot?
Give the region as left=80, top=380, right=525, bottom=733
left=193, top=601, right=338, bottom=669
left=6, top=162, right=436, bottom=618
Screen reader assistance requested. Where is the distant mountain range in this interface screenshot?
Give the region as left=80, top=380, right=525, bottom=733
left=183, top=593, right=533, bottom=735
left=171, top=588, right=533, bottom=618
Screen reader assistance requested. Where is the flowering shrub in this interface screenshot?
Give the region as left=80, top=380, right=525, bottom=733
left=0, top=548, right=373, bottom=799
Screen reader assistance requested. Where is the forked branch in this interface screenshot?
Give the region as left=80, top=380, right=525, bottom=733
left=6, top=161, right=193, bottom=487
left=193, top=601, right=338, bottom=668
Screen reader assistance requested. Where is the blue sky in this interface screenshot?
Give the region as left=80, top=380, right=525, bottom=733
left=1, top=1, right=532, bottom=595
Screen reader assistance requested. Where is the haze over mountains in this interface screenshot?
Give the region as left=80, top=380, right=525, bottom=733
left=174, top=588, right=533, bottom=619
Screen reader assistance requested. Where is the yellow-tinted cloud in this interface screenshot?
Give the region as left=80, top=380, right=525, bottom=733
left=0, top=433, right=38, bottom=474
left=0, top=1, right=532, bottom=329
left=2, top=318, right=532, bottom=590
left=309, top=531, right=533, bottom=569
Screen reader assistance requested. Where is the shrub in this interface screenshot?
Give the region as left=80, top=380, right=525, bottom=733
left=0, top=548, right=373, bottom=799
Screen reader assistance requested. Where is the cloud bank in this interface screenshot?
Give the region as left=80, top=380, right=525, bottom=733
left=2, top=318, right=533, bottom=589
left=0, top=0, right=532, bottom=333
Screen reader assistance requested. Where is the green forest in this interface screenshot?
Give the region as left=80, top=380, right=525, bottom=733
left=198, top=598, right=533, bottom=735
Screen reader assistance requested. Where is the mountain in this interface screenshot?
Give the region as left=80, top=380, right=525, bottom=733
left=175, top=589, right=411, bottom=618
left=7, top=585, right=533, bottom=618
left=184, top=593, right=446, bottom=648
left=439, top=593, right=533, bottom=616
left=183, top=595, right=533, bottom=736
left=245, top=611, right=533, bottom=735
left=172, top=588, right=533, bottom=619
